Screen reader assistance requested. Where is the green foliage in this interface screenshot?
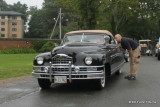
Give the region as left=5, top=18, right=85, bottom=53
left=26, top=0, right=59, bottom=38
left=27, top=0, right=160, bottom=40
left=39, top=41, right=55, bottom=52
left=0, top=0, right=8, bottom=10
left=7, top=1, right=28, bottom=15
left=26, top=10, right=46, bottom=38
left=76, top=0, right=101, bottom=29
left=30, top=40, right=47, bottom=52
left=0, top=48, right=36, bottom=54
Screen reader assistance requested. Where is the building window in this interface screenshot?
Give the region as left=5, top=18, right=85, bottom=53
left=12, top=34, right=17, bottom=37
left=1, top=28, right=5, bottom=31
left=12, top=16, right=17, bottom=20
left=12, top=22, right=17, bottom=25
left=12, top=28, right=17, bottom=31
left=1, top=16, right=5, bottom=19
left=8, top=16, right=12, bottom=19
left=1, top=22, right=5, bottom=25
left=0, top=34, right=5, bottom=37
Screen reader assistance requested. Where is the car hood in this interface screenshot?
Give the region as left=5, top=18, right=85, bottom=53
left=51, top=45, right=106, bottom=66
left=52, top=45, right=104, bottom=56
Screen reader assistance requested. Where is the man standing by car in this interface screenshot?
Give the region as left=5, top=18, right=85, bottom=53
left=115, top=34, right=140, bottom=80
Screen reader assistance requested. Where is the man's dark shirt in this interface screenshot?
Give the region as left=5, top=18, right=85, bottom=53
left=120, top=37, right=139, bottom=50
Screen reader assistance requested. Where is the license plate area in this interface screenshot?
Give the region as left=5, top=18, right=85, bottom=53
left=54, top=76, right=67, bottom=83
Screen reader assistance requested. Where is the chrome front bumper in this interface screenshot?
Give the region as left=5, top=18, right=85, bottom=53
left=32, top=64, right=104, bottom=82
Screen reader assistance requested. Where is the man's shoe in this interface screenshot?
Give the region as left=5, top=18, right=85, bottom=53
left=124, top=75, right=132, bottom=79
left=128, top=76, right=136, bottom=80
left=124, top=75, right=136, bottom=80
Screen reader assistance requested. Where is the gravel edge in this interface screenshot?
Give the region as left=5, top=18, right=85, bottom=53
left=0, top=75, right=32, bottom=87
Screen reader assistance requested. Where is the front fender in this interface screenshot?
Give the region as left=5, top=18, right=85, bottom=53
left=34, top=52, right=52, bottom=66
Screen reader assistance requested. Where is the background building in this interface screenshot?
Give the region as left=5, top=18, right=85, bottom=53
left=0, top=11, right=24, bottom=39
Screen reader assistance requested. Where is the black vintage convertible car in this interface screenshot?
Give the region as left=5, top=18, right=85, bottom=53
left=32, top=30, right=125, bottom=89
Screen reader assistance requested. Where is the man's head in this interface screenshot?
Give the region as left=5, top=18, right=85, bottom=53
left=115, top=34, right=122, bottom=42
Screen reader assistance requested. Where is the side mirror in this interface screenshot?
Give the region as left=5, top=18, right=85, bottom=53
left=104, top=36, right=110, bottom=44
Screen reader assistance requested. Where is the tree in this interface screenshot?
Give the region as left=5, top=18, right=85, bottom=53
left=0, top=0, right=8, bottom=10
left=76, top=0, right=102, bottom=29
left=26, top=0, right=160, bottom=40
left=27, top=9, right=45, bottom=38
left=7, top=1, right=28, bottom=22
left=7, top=2, right=28, bottom=15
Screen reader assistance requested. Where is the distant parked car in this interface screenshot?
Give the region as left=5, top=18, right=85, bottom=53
left=158, top=49, right=160, bottom=60
left=139, top=40, right=153, bottom=56
left=32, top=30, right=125, bottom=90
left=155, top=38, right=160, bottom=60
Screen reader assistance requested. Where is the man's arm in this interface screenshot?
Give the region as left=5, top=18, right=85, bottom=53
left=117, top=43, right=124, bottom=51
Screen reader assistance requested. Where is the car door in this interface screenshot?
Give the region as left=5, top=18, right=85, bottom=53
left=109, top=36, right=122, bottom=73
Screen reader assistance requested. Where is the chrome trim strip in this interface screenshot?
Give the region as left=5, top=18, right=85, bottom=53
left=111, top=61, right=124, bottom=74
left=68, top=61, right=72, bottom=83
left=52, top=64, right=70, bottom=66
left=32, top=72, right=104, bottom=80
left=53, top=54, right=72, bottom=58
left=53, top=71, right=103, bottom=73
left=52, top=73, right=103, bottom=75
left=49, top=62, right=52, bottom=82
left=32, top=76, right=104, bottom=80
left=32, top=72, right=103, bottom=75
left=33, top=65, right=104, bottom=68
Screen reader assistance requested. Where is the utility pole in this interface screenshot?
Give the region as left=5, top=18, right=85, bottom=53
left=50, top=8, right=62, bottom=40
left=59, top=8, right=62, bottom=40
left=50, top=14, right=59, bottom=39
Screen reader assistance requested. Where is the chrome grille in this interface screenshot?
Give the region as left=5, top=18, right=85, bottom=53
left=52, top=68, right=87, bottom=72
left=52, top=54, right=72, bottom=64
left=53, top=68, right=74, bottom=72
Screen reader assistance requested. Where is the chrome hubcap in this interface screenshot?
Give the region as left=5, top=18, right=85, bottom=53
left=101, top=69, right=105, bottom=87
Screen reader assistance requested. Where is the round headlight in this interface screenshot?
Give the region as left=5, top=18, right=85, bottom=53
left=37, top=57, right=44, bottom=65
left=85, top=57, right=92, bottom=65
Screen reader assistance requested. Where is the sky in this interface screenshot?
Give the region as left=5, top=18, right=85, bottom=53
left=5, top=0, right=44, bottom=9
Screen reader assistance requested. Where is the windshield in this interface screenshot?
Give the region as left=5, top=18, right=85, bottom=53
left=61, top=33, right=108, bottom=45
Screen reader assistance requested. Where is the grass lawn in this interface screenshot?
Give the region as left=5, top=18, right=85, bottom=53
left=0, top=54, right=38, bottom=80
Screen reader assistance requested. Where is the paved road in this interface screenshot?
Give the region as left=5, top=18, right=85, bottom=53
left=0, top=56, right=160, bottom=107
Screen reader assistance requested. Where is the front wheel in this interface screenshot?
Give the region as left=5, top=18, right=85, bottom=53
left=115, top=69, right=122, bottom=75
left=95, top=70, right=106, bottom=90
left=155, top=54, right=157, bottom=57
left=158, top=55, right=160, bottom=60
left=38, top=79, right=51, bottom=89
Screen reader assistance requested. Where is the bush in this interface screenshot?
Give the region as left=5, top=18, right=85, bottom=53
left=30, top=40, right=47, bottom=52
left=0, top=48, right=36, bottom=54
left=39, top=41, right=55, bottom=52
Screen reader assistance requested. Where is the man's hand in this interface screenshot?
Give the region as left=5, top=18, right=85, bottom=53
left=117, top=43, right=121, bottom=47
